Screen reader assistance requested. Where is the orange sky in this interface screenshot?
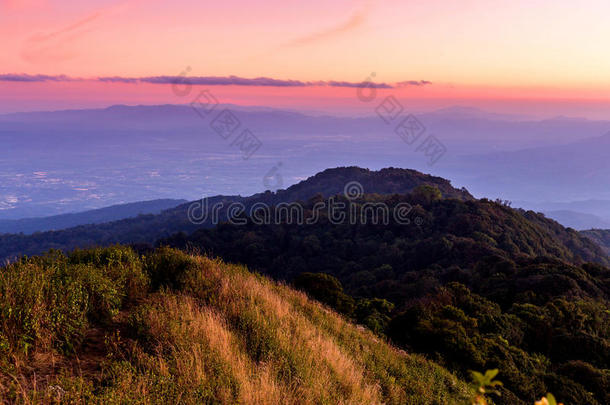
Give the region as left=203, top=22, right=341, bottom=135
left=1, top=0, right=610, bottom=116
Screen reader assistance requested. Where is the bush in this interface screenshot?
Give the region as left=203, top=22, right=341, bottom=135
left=143, top=247, right=199, bottom=290
left=293, top=272, right=355, bottom=315
left=0, top=247, right=151, bottom=357
left=354, top=298, right=394, bottom=334
left=69, top=245, right=149, bottom=304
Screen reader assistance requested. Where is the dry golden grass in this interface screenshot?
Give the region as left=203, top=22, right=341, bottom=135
left=0, top=248, right=471, bottom=404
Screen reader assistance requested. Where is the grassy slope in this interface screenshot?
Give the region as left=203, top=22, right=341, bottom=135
left=0, top=247, right=470, bottom=404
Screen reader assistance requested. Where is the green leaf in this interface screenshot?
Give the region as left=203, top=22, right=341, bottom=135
left=470, top=371, right=485, bottom=384
left=484, top=369, right=499, bottom=380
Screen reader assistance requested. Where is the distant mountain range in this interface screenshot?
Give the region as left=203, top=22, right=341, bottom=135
left=515, top=200, right=610, bottom=220
left=2, top=104, right=610, bottom=218
left=0, top=199, right=186, bottom=234
left=542, top=210, right=610, bottom=230
left=448, top=132, right=610, bottom=201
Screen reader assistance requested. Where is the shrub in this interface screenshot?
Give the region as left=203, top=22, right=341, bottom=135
left=143, top=246, right=199, bottom=290
left=0, top=247, right=151, bottom=357
left=69, top=245, right=149, bottom=304
left=293, top=272, right=355, bottom=315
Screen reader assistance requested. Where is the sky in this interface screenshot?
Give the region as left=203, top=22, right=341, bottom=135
left=2, top=0, right=610, bottom=117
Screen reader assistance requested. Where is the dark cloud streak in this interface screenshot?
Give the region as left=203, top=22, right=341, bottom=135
left=98, top=76, right=139, bottom=83
left=395, top=80, right=432, bottom=87
left=0, top=74, right=78, bottom=82
left=139, top=75, right=308, bottom=87
left=0, top=73, right=429, bottom=89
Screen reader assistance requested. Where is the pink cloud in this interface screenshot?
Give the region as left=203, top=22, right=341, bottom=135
left=285, top=5, right=368, bottom=47
left=21, top=12, right=101, bottom=64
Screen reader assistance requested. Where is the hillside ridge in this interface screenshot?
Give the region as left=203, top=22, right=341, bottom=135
left=0, top=246, right=470, bottom=404
left=0, top=166, right=474, bottom=261
left=0, top=199, right=187, bottom=234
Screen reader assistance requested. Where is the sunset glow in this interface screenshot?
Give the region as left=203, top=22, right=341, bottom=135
left=2, top=0, right=610, bottom=116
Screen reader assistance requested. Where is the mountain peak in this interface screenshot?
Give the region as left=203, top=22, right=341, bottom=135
left=270, top=166, right=472, bottom=201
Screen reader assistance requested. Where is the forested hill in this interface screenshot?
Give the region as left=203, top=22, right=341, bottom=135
left=0, top=199, right=186, bottom=234
left=582, top=229, right=610, bottom=255
left=165, top=194, right=609, bottom=288
left=0, top=166, right=604, bottom=269
left=0, top=167, right=471, bottom=260
left=162, top=194, right=610, bottom=404
left=251, top=166, right=474, bottom=203
left=1, top=167, right=609, bottom=403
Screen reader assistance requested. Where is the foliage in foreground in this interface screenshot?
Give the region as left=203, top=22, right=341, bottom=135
left=470, top=369, right=564, bottom=405
left=164, top=194, right=610, bottom=404
left=0, top=246, right=471, bottom=404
